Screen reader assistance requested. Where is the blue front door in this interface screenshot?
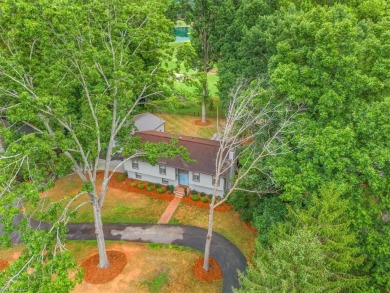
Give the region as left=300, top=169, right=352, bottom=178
left=179, top=171, right=189, bottom=186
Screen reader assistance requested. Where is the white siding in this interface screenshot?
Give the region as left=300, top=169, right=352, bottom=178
left=97, top=159, right=125, bottom=172
left=123, top=159, right=226, bottom=196
left=124, top=160, right=177, bottom=185
left=189, top=171, right=225, bottom=196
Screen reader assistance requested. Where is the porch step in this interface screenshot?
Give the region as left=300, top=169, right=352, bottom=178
left=175, top=191, right=184, bottom=198
left=174, top=186, right=189, bottom=198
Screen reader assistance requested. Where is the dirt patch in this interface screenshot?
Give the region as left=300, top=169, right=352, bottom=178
left=193, top=257, right=222, bottom=282
left=0, top=260, right=9, bottom=271
left=194, top=119, right=212, bottom=126
left=81, top=251, right=127, bottom=284
left=244, top=221, right=257, bottom=233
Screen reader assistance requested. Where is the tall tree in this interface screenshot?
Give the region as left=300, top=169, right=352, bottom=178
left=219, top=1, right=389, bottom=290
left=202, top=80, right=295, bottom=271
left=0, top=1, right=187, bottom=289
left=181, top=0, right=234, bottom=122
left=236, top=184, right=366, bottom=292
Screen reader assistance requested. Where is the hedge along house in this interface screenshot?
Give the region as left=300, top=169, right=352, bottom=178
left=124, top=131, right=234, bottom=197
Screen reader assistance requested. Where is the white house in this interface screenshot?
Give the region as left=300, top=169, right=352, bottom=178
left=124, top=131, right=233, bottom=196
left=97, top=113, right=165, bottom=171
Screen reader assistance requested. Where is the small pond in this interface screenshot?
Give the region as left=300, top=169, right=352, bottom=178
left=174, top=26, right=190, bottom=42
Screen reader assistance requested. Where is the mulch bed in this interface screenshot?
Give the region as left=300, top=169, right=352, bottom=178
left=193, top=257, right=222, bottom=282
left=244, top=221, right=257, bottom=233
left=104, top=172, right=232, bottom=212
left=0, top=260, right=9, bottom=271
left=194, top=119, right=212, bottom=126
left=181, top=196, right=232, bottom=212
left=81, top=251, right=127, bottom=284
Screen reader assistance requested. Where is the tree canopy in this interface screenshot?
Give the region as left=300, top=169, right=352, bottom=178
left=220, top=0, right=389, bottom=290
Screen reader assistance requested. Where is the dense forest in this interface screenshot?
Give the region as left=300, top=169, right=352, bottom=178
left=0, top=0, right=388, bottom=292
left=177, top=0, right=389, bottom=291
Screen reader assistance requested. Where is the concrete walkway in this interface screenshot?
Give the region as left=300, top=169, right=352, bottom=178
left=3, top=215, right=247, bottom=293
left=158, top=197, right=182, bottom=224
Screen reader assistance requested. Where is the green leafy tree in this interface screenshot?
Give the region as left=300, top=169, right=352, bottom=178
left=177, top=0, right=234, bottom=122
left=220, top=1, right=389, bottom=289
left=236, top=184, right=366, bottom=292
left=0, top=0, right=190, bottom=290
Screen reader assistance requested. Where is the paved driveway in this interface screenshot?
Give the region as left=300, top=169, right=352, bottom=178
left=3, top=216, right=247, bottom=293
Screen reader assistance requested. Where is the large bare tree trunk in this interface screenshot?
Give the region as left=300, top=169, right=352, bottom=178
left=92, top=199, right=109, bottom=268
left=201, top=96, right=207, bottom=124
left=203, top=204, right=215, bottom=271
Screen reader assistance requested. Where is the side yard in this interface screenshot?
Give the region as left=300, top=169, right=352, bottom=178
left=154, top=113, right=224, bottom=139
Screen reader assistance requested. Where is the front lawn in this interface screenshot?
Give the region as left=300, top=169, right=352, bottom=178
left=34, top=173, right=255, bottom=258
left=35, top=175, right=170, bottom=224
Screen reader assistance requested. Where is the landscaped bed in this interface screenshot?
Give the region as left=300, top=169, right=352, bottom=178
left=107, top=172, right=232, bottom=212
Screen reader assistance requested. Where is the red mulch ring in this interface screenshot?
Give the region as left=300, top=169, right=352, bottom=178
left=194, top=119, right=212, bottom=126
left=0, top=260, right=9, bottom=271
left=81, top=251, right=127, bottom=284
left=194, top=257, right=223, bottom=282
left=102, top=172, right=233, bottom=212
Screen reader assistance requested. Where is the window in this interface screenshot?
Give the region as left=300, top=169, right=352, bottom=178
left=162, top=178, right=169, bottom=185
left=135, top=172, right=142, bottom=179
left=192, top=172, right=200, bottom=182
left=212, top=176, right=220, bottom=186
left=159, top=164, right=166, bottom=175
left=132, top=159, right=139, bottom=169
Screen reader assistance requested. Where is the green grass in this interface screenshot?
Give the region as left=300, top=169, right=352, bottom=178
left=145, top=271, right=169, bottom=293
left=32, top=174, right=256, bottom=258
left=33, top=176, right=170, bottom=224
left=163, top=42, right=220, bottom=104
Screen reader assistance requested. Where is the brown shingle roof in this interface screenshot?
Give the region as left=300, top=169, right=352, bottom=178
left=135, top=131, right=224, bottom=177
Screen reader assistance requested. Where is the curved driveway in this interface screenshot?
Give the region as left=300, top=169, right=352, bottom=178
left=4, top=216, right=247, bottom=293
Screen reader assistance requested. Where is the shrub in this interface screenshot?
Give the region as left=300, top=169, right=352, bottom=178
left=147, top=185, right=154, bottom=192
left=131, top=182, right=137, bottom=187
left=191, top=195, right=200, bottom=201
left=155, top=183, right=161, bottom=188
left=201, top=197, right=209, bottom=203
left=148, top=182, right=154, bottom=187
left=216, top=195, right=222, bottom=200
left=166, top=185, right=174, bottom=193
left=208, top=194, right=213, bottom=199
left=117, top=174, right=126, bottom=181
left=191, top=189, right=198, bottom=195
left=157, top=187, right=165, bottom=194
left=138, top=183, right=145, bottom=189
left=200, top=192, right=206, bottom=197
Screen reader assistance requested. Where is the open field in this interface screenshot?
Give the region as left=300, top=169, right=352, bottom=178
left=155, top=113, right=225, bottom=139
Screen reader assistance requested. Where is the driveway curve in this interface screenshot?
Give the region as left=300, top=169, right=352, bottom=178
left=4, top=216, right=247, bottom=293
